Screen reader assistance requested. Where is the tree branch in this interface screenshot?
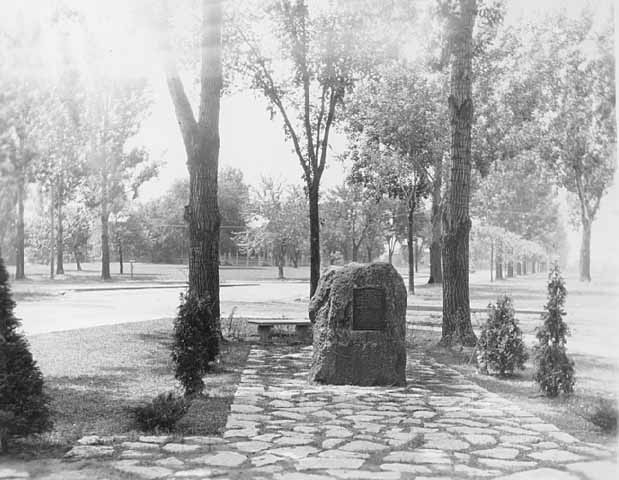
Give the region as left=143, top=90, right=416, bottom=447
left=163, top=38, right=198, bottom=159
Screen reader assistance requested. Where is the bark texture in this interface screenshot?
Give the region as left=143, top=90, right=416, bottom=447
left=165, top=0, right=223, bottom=337
left=440, top=0, right=477, bottom=347
left=309, top=185, right=321, bottom=297
left=579, top=218, right=591, bottom=282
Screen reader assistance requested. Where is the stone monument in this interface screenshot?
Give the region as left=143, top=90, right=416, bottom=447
left=308, top=262, right=407, bottom=386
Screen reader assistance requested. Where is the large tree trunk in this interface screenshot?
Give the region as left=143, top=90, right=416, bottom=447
left=56, top=180, right=64, bottom=275
left=308, top=183, right=321, bottom=297
left=366, top=246, right=372, bottom=263
left=579, top=217, right=591, bottom=282
left=440, top=0, right=477, bottom=347
left=15, top=178, right=25, bottom=280
left=352, top=242, right=359, bottom=262
left=407, top=203, right=415, bottom=294
left=428, top=156, right=443, bottom=284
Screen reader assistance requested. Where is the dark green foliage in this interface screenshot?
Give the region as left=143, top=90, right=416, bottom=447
left=477, top=295, right=528, bottom=376
left=172, top=292, right=220, bottom=396
left=0, top=257, right=51, bottom=451
left=588, top=399, right=618, bottom=434
left=131, top=391, right=189, bottom=433
left=534, top=264, right=575, bottom=397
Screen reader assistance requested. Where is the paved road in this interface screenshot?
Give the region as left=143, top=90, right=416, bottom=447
left=17, top=282, right=309, bottom=336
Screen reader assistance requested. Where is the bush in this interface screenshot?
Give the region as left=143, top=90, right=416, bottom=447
left=132, top=392, right=189, bottom=432
left=172, top=292, right=220, bottom=395
left=477, top=295, right=528, bottom=376
left=588, top=399, right=618, bottom=434
left=0, top=257, right=52, bottom=452
left=533, top=264, right=575, bottom=397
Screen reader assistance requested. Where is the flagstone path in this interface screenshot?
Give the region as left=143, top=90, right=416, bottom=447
left=5, top=346, right=617, bottom=479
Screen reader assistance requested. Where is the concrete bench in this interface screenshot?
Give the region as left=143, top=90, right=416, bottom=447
left=246, top=318, right=312, bottom=344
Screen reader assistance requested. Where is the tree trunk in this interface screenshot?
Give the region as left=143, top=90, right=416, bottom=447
left=414, top=238, right=420, bottom=273
left=118, top=239, right=124, bottom=275
left=74, top=247, right=82, bottom=271
left=352, top=243, right=359, bottom=262
left=56, top=181, right=64, bottom=275
left=507, top=261, right=514, bottom=277
left=15, top=178, right=25, bottom=280
left=428, top=156, right=443, bottom=284
left=522, top=258, right=527, bottom=275
left=366, top=246, right=372, bottom=263
left=101, top=211, right=111, bottom=280
left=579, top=217, right=591, bottom=281
left=276, top=243, right=285, bottom=279
left=495, top=253, right=503, bottom=280
left=407, top=203, right=415, bottom=294
left=490, top=239, right=494, bottom=282
left=308, top=183, right=321, bottom=297
left=516, top=262, right=522, bottom=275
left=440, top=0, right=477, bottom=347
left=50, top=185, right=54, bottom=279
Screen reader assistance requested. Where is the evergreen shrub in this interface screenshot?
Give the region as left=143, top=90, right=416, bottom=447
left=172, top=292, right=219, bottom=395
left=534, top=264, right=575, bottom=397
left=0, top=257, right=51, bottom=452
left=131, top=391, right=189, bottom=432
left=477, top=294, right=528, bottom=376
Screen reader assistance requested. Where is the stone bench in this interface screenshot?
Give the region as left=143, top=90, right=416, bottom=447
left=246, top=318, right=312, bottom=344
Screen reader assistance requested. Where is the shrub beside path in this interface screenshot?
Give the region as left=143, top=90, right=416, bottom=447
left=5, top=345, right=617, bottom=479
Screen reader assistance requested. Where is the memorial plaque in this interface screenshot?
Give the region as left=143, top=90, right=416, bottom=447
left=352, top=287, right=386, bottom=330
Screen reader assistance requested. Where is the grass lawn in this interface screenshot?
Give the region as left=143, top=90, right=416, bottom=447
left=8, top=319, right=250, bottom=460
left=412, top=328, right=618, bottom=448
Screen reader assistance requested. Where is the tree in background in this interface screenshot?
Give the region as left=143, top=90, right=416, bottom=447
left=232, top=0, right=388, bottom=296
left=537, top=11, right=615, bottom=282
left=243, top=178, right=309, bottom=278
left=83, top=75, right=154, bottom=280
left=218, top=167, right=249, bottom=259
left=345, top=59, right=446, bottom=292
left=0, top=12, right=48, bottom=280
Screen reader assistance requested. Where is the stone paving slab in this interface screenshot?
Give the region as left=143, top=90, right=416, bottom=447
left=11, top=345, right=619, bottom=479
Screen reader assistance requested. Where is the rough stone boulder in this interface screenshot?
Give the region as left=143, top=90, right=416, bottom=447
left=308, top=262, right=407, bottom=386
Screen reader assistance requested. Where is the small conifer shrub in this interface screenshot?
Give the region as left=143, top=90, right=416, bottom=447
left=0, top=257, right=51, bottom=452
left=477, top=295, right=528, bottom=376
left=132, top=392, right=189, bottom=432
left=534, top=264, right=575, bottom=397
left=172, top=292, right=220, bottom=396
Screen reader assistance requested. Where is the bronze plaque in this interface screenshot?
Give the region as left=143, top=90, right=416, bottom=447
left=352, top=287, right=386, bottom=330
